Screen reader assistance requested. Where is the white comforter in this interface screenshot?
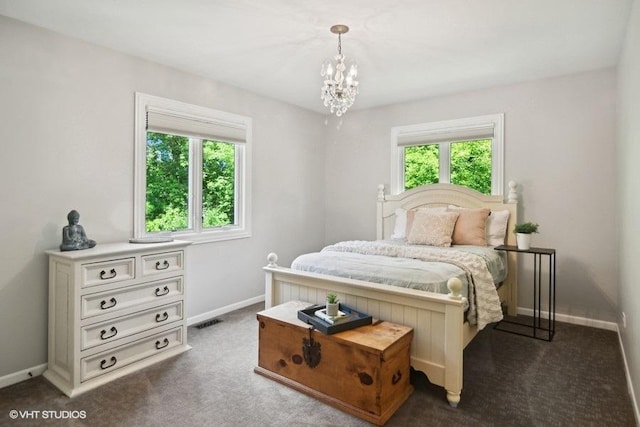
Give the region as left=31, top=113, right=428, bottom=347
left=291, top=240, right=504, bottom=329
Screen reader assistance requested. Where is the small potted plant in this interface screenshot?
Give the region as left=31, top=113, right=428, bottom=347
left=513, top=222, right=539, bottom=250
left=326, top=293, right=339, bottom=317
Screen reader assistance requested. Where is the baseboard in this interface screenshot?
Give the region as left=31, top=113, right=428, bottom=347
left=187, top=295, right=265, bottom=326
left=0, top=363, right=47, bottom=390
left=516, top=307, right=618, bottom=331
left=617, top=326, right=640, bottom=425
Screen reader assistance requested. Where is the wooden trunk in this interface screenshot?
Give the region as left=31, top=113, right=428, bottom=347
left=255, top=301, right=413, bottom=426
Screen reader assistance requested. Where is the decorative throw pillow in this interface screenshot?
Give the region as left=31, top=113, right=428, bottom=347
left=486, top=209, right=510, bottom=246
left=404, top=206, right=447, bottom=239
left=447, top=206, right=491, bottom=246
left=407, top=210, right=459, bottom=246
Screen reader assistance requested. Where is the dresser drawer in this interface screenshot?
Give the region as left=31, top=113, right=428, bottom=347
left=81, top=301, right=183, bottom=350
left=82, top=258, right=135, bottom=288
left=81, top=277, right=184, bottom=319
left=141, top=251, right=184, bottom=277
left=81, top=327, right=183, bottom=382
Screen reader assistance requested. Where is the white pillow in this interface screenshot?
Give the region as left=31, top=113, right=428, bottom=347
left=390, top=208, right=407, bottom=240
left=391, top=207, right=447, bottom=240
left=486, top=210, right=510, bottom=246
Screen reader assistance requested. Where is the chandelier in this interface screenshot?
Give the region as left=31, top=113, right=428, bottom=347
left=320, top=25, right=359, bottom=117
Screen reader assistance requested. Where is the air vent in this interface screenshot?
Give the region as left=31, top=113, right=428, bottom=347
left=195, top=319, right=222, bottom=329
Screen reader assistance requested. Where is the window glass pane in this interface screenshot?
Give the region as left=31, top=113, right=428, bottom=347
left=450, top=139, right=492, bottom=194
left=404, top=144, right=439, bottom=190
left=145, top=132, right=189, bottom=232
left=202, top=140, right=235, bottom=228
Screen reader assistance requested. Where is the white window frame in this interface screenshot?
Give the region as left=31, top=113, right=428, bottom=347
left=390, top=113, right=504, bottom=195
left=134, top=93, right=252, bottom=244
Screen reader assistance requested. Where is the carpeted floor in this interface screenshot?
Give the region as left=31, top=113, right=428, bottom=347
left=0, top=302, right=637, bottom=426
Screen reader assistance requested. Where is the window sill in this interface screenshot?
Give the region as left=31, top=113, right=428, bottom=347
left=145, top=228, right=251, bottom=245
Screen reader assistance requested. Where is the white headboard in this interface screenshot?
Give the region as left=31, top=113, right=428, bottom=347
left=376, top=182, right=518, bottom=245
left=375, top=182, right=520, bottom=315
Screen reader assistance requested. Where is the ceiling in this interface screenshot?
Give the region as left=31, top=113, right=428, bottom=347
left=0, top=0, right=634, bottom=113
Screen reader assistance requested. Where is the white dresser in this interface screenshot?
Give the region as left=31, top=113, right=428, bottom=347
left=43, top=240, right=191, bottom=397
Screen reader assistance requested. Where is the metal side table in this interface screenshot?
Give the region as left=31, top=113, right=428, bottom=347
left=494, top=245, right=556, bottom=341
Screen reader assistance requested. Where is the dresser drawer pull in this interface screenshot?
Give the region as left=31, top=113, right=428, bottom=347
left=155, top=312, right=169, bottom=322
left=155, top=286, right=170, bottom=297
left=100, top=298, right=117, bottom=310
left=155, top=338, right=170, bottom=350
left=100, top=356, right=117, bottom=370
left=100, top=326, right=118, bottom=340
left=99, top=268, right=117, bottom=280
left=155, top=260, right=170, bottom=270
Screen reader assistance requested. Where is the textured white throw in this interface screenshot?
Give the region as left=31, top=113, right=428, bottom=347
left=322, top=240, right=503, bottom=329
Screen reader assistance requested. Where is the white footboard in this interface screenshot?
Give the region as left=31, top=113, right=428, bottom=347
left=264, top=254, right=478, bottom=407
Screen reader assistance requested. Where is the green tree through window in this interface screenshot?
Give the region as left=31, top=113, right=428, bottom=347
left=202, top=140, right=235, bottom=227
left=405, top=144, right=439, bottom=190
left=450, top=139, right=491, bottom=194
left=146, top=132, right=189, bottom=232
left=404, top=139, right=492, bottom=194
left=145, top=132, right=236, bottom=232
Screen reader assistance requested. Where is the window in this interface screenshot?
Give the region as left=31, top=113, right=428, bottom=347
left=134, top=93, right=251, bottom=243
left=390, top=114, right=504, bottom=195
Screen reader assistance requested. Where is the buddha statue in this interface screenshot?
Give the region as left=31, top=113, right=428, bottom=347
left=60, top=210, right=97, bottom=251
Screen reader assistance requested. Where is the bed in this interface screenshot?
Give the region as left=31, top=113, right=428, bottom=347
left=263, top=182, right=518, bottom=406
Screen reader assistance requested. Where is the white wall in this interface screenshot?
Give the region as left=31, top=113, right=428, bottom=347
left=617, top=0, right=640, bottom=417
left=0, top=16, right=326, bottom=377
left=324, top=69, right=619, bottom=323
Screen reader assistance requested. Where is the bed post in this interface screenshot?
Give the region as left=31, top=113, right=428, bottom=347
left=505, top=180, right=519, bottom=316
left=376, top=184, right=385, bottom=240
left=444, top=303, right=464, bottom=407
left=264, top=253, right=278, bottom=309
left=507, top=180, right=518, bottom=204
left=444, top=277, right=464, bottom=407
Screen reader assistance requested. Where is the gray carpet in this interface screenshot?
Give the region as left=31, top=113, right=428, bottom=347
left=0, top=302, right=637, bottom=426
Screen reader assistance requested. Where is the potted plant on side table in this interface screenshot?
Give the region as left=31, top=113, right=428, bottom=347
left=513, top=222, right=539, bottom=250
left=326, top=293, right=340, bottom=317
